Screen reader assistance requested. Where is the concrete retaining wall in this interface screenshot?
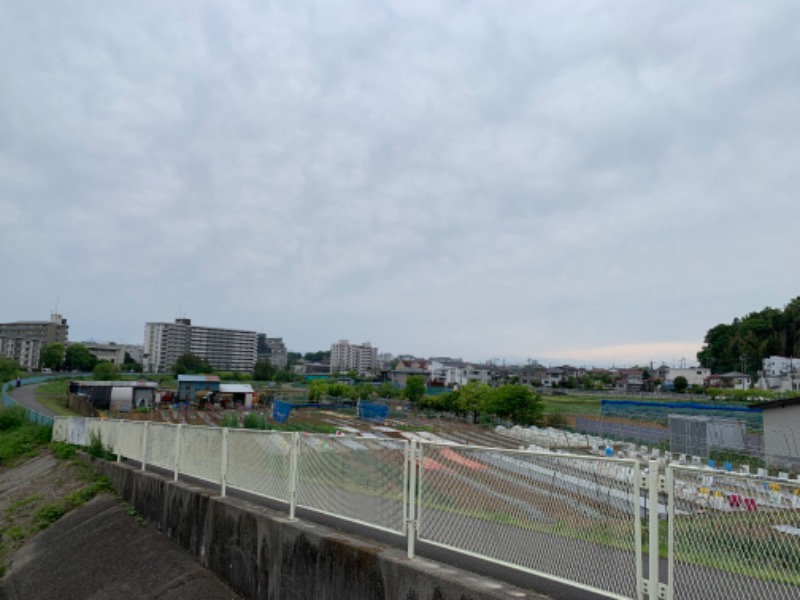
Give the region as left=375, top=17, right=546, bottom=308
left=83, top=455, right=545, bottom=600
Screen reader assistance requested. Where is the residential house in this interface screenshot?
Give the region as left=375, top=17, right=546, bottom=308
left=390, top=359, right=430, bottom=387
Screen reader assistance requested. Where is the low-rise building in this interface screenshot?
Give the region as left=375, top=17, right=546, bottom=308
left=657, top=366, right=711, bottom=387
left=390, top=359, right=429, bottom=387
left=754, top=396, right=800, bottom=469
left=706, top=372, right=751, bottom=390
left=755, top=356, right=800, bottom=393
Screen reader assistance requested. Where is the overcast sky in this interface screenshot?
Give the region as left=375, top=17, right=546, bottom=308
left=2, top=1, right=798, bottom=367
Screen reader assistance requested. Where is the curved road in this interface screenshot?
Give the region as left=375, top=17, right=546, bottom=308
left=8, top=382, right=56, bottom=417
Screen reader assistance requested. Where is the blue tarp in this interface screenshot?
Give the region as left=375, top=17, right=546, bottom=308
left=272, top=400, right=293, bottom=423
left=358, top=401, right=389, bottom=423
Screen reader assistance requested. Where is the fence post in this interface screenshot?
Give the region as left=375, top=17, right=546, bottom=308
left=288, top=432, right=299, bottom=520
left=141, top=422, right=149, bottom=471
left=402, top=440, right=410, bottom=536
left=174, top=424, right=182, bottom=481
left=221, top=427, right=229, bottom=497
left=666, top=464, right=675, bottom=600
left=648, top=460, right=660, bottom=600
left=407, top=440, right=418, bottom=559
left=116, top=420, right=122, bottom=463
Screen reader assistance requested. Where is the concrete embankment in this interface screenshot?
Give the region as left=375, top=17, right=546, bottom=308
left=59, top=455, right=546, bottom=600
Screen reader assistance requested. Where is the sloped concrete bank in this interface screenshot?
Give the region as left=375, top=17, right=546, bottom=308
left=84, top=455, right=546, bottom=600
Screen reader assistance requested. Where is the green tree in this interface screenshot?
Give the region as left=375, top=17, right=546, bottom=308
left=376, top=381, right=400, bottom=399
left=123, top=352, right=143, bottom=373
left=286, top=352, right=302, bottom=369
left=303, top=350, right=330, bottom=363
left=274, top=370, right=296, bottom=383
left=353, top=382, right=374, bottom=400
left=40, top=343, right=65, bottom=370
left=673, top=376, right=689, bottom=393
left=0, top=357, right=20, bottom=383
left=489, top=384, right=543, bottom=426
left=308, top=380, right=329, bottom=401
left=253, top=358, right=276, bottom=381
left=93, top=361, right=121, bottom=381
left=172, top=353, right=213, bottom=375
left=404, top=375, right=426, bottom=405
left=457, top=381, right=492, bottom=423
left=64, top=344, right=97, bottom=371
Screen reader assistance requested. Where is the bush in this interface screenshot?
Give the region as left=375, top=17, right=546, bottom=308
left=243, top=413, right=269, bottom=430
left=0, top=422, right=52, bottom=465
left=86, top=431, right=115, bottom=460
left=220, top=413, right=239, bottom=428
left=50, top=442, right=77, bottom=460
left=0, top=405, right=28, bottom=430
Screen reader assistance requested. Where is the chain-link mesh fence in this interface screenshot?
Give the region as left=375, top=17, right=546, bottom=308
left=117, top=420, right=144, bottom=461
left=296, top=435, right=407, bottom=533
left=416, top=442, right=641, bottom=598
left=668, top=465, right=800, bottom=600
left=178, top=425, right=223, bottom=484
left=226, top=429, right=294, bottom=503
left=146, top=423, right=179, bottom=471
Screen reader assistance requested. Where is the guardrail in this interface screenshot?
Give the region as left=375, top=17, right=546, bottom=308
left=1, top=377, right=55, bottom=426
left=51, top=416, right=800, bottom=600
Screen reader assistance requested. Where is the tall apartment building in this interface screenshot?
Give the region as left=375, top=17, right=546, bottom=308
left=143, top=318, right=257, bottom=372
left=257, top=334, right=288, bottom=369
left=0, top=313, right=68, bottom=370
left=329, top=340, right=378, bottom=376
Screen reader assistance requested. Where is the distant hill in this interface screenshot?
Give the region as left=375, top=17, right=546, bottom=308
left=697, top=297, right=800, bottom=375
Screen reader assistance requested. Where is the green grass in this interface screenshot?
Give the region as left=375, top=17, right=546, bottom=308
left=0, top=425, right=114, bottom=576
left=34, top=380, right=77, bottom=417
left=0, top=424, right=52, bottom=466
left=32, top=478, right=113, bottom=530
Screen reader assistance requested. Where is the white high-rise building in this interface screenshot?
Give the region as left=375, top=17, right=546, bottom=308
left=144, top=318, right=257, bottom=372
left=329, top=340, right=378, bottom=376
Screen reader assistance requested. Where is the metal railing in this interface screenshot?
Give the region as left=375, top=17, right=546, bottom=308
left=1, top=378, right=55, bottom=426
left=667, top=464, right=800, bottom=600
left=51, top=416, right=800, bottom=600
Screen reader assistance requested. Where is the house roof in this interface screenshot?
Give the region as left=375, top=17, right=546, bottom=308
left=219, top=384, right=254, bottom=394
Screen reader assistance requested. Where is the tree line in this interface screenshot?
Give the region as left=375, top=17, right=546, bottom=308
left=697, top=296, right=800, bottom=375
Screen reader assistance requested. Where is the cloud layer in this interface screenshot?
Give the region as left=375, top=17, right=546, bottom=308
left=2, top=1, right=798, bottom=365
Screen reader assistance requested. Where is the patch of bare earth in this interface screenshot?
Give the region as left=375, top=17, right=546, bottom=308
left=0, top=451, right=94, bottom=571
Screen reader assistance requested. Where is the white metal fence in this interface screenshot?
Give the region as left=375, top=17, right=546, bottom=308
left=52, top=416, right=800, bottom=600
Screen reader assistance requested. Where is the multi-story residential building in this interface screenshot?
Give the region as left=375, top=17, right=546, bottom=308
left=144, top=318, right=257, bottom=372
left=329, top=340, right=378, bottom=376
left=257, top=334, right=288, bottom=370
left=0, top=313, right=68, bottom=370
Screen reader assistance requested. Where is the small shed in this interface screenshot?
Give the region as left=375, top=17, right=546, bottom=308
left=219, top=383, right=255, bottom=409
left=69, top=380, right=158, bottom=412
left=668, top=414, right=747, bottom=457
left=177, top=375, right=221, bottom=403
left=752, top=396, right=800, bottom=469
